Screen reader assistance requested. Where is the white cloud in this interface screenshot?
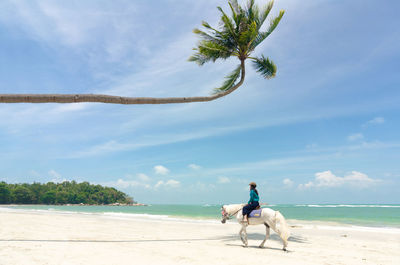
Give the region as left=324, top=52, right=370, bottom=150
left=48, top=169, right=66, bottom=183
left=165, top=179, right=181, bottom=188
left=154, top=165, right=169, bottom=175
left=347, top=133, right=364, bottom=141
left=67, top=123, right=265, bottom=158
left=191, top=182, right=216, bottom=191
left=67, top=140, right=132, bottom=158
left=137, top=173, right=150, bottom=182
left=298, top=170, right=379, bottom=189
left=363, top=117, right=385, bottom=127
left=48, top=169, right=61, bottom=179
left=154, top=179, right=180, bottom=189
left=188, top=164, right=202, bottom=170
left=102, top=173, right=154, bottom=190
left=283, top=178, right=294, bottom=187
left=218, top=176, right=231, bottom=184
left=154, top=181, right=163, bottom=189
left=0, top=1, right=141, bottom=60
left=53, top=103, right=89, bottom=113
left=203, top=154, right=334, bottom=176
left=34, top=128, right=400, bottom=161
left=107, top=178, right=151, bottom=189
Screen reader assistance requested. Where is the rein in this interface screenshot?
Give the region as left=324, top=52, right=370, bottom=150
left=224, top=207, right=242, bottom=220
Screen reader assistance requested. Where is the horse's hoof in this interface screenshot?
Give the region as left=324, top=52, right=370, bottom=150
left=259, top=245, right=264, bottom=248
left=283, top=248, right=287, bottom=251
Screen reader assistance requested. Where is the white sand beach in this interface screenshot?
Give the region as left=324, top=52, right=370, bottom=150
left=0, top=209, right=399, bottom=265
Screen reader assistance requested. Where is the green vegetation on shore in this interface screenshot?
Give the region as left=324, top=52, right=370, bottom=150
left=0, top=181, right=134, bottom=205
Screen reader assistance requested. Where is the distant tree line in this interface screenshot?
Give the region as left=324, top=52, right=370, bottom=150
left=0, top=181, right=135, bottom=205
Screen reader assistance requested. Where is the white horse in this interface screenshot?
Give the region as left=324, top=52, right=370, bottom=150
left=221, top=204, right=290, bottom=250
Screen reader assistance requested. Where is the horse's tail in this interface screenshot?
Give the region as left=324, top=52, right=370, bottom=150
left=275, top=211, right=290, bottom=245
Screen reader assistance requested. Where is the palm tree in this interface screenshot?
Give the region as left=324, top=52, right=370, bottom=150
left=0, top=0, right=284, bottom=104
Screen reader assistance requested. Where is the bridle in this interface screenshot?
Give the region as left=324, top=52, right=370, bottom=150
left=221, top=207, right=242, bottom=222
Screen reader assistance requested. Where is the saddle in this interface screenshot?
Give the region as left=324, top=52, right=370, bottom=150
left=249, top=207, right=262, bottom=218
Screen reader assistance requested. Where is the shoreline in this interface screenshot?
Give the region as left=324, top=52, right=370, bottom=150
left=1, top=209, right=399, bottom=265
left=1, top=205, right=400, bottom=234
left=0, top=203, right=148, bottom=206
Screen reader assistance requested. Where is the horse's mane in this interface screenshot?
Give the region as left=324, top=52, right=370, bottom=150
left=223, top=203, right=246, bottom=215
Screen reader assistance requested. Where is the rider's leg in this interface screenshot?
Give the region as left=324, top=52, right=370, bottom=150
left=243, top=214, right=247, bottom=222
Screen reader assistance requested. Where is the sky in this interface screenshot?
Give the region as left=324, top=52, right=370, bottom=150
left=0, top=0, right=399, bottom=204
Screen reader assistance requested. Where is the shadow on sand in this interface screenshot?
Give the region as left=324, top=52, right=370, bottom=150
left=219, top=232, right=308, bottom=243
left=219, top=232, right=308, bottom=252
left=0, top=233, right=307, bottom=248
left=0, top=238, right=222, bottom=243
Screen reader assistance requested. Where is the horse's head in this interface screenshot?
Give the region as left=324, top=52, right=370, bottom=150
left=221, top=205, right=229, bottom=224
left=221, top=204, right=244, bottom=224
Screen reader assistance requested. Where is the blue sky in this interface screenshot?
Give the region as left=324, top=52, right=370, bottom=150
left=0, top=0, right=399, bottom=204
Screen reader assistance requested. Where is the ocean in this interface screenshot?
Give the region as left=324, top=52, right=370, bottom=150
left=2, top=204, right=400, bottom=228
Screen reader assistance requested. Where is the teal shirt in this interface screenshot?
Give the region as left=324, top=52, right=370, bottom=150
left=248, top=189, right=259, bottom=204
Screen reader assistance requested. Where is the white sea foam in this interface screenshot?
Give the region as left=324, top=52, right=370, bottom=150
left=102, top=211, right=221, bottom=224
left=303, top=204, right=400, bottom=208
left=2, top=205, right=399, bottom=228
left=0, top=207, right=16, bottom=212
left=103, top=212, right=171, bottom=220
left=0, top=207, right=221, bottom=224
left=299, top=224, right=400, bottom=234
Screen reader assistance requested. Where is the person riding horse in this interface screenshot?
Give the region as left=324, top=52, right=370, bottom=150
left=242, top=182, right=260, bottom=223
left=220, top=182, right=290, bottom=250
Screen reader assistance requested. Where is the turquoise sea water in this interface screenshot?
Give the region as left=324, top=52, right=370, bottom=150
left=2, top=204, right=400, bottom=228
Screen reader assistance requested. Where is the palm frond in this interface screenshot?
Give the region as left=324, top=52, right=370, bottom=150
left=189, top=40, right=233, bottom=65
left=246, top=0, right=262, bottom=28
left=214, top=64, right=242, bottom=93
left=265, top=10, right=285, bottom=36
left=246, top=0, right=256, bottom=21
left=248, top=31, right=269, bottom=51
left=252, top=55, right=276, bottom=79
left=190, top=0, right=284, bottom=89
left=199, top=41, right=232, bottom=58
left=218, top=6, right=237, bottom=41
left=252, top=5, right=261, bottom=26
left=193, top=28, right=233, bottom=50
left=188, top=52, right=209, bottom=65
left=201, top=21, right=221, bottom=34
left=258, top=1, right=274, bottom=29
left=193, top=28, right=221, bottom=43
left=249, top=9, right=284, bottom=51
left=239, top=21, right=257, bottom=46
left=228, top=2, right=238, bottom=25
left=229, top=0, right=240, bottom=14
left=228, top=1, right=245, bottom=31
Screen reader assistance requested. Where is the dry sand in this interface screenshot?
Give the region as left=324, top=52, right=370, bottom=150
left=0, top=209, right=399, bottom=265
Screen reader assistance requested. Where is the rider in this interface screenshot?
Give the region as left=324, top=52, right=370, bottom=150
left=242, top=182, right=259, bottom=223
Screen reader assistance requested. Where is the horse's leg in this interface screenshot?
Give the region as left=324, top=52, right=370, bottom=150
left=239, top=226, right=245, bottom=245
left=283, top=239, right=288, bottom=251
left=242, top=224, right=248, bottom=247
left=259, top=223, right=270, bottom=248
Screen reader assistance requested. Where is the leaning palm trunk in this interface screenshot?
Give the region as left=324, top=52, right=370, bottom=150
left=0, top=93, right=232, bottom=104
left=0, top=62, right=245, bottom=104
left=0, top=0, right=283, bottom=105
